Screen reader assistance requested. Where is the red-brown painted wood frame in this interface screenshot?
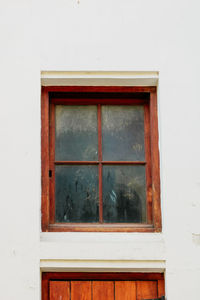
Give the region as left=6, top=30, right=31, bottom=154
left=42, top=272, right=165, bottom=300
left=41, top=86, right=161, bottom=232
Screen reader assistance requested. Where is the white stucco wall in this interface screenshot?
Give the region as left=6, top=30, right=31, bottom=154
left=1, top=0, right=200, bottom=299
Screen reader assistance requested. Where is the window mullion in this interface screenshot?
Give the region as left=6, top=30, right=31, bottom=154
left=50, top=103, right=56, bottom=224
left=144, top=103, right=152, bottom=224
left=98, top=104, right=103, bottom=223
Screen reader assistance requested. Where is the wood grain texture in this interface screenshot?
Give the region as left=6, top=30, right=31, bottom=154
left=49, top=103, right=55, bottom=224
left=41, top=87, right=50, bottom=231
left=71, top=281, right=91, bottom=300
left=137, top=281, right=157, bottom=300
left=115, top=281, right=136, bottom=300
left=92, top=281, right=114, bottom=300
left=144, top=103, right=152, bottom=224
left=158, top=279, right=165, bottom=298
left=43, top=273, right=165, bottom=299
left=42, top=276, right=49, bottom=300
left=49, top=281, right=70, bottom=300
left=98, top=104, right=103, bottom=223
left=47, top=223, right=154, bottom=232
left=54, top=161, right=146, bottom=165
left=150, top=90, right=162, bottom=232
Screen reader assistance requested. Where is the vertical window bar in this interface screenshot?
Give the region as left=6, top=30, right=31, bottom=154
left=144, top=103, right=152, bottom=224
left=98, top=104, right=103, bottom=223
left=50, top=103, right=56, bottom=224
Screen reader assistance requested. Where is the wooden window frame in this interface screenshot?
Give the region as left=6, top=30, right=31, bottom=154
left=41, top=86, right=161, bottom=232
left=42, top=272, right=165, bottom=300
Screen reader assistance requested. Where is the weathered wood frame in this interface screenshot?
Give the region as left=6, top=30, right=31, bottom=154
left=41, top=86, right=161, bottom=232
left=42, top=272, right=165, bottom=300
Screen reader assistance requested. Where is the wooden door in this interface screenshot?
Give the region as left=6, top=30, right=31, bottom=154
left=48, top=279, right=165, bottom=300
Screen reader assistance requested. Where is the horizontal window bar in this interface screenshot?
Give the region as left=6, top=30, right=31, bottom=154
left=54, top=161, right=146, bottom=165
left=102, top=161, right=146, bottom=165
left=52, top=223, right=152, bottom=227
left=51, top=98, right=149, bottom=105
left=48, top=223, right=154, bottom=233
left=54, top=161, right=99, bottom=165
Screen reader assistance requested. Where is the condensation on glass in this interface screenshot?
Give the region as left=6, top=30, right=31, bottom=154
left=103, top=165, right=146, bottom=223
left=54, top=104, right=147, bottom=224
left=102, top=105, right=145, bottom=161
left=55, top=165, right=99, bottom=222
left=55, top=105, right=98, bottom=161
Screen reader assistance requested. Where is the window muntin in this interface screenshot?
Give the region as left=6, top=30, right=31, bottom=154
left=41, top=86, right=161, bottom=232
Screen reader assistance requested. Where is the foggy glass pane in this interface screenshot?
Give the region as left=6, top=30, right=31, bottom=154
left=103, top=165, right=146, bottom=223
left=102, top=106, right=145, bottom=161
left=55, top=165, right=99, bottom=222
left=55, top=105, right=98, bottom=161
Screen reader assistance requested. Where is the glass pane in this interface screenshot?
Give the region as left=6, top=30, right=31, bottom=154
left=55, top=105, right=98, bottom=161
left=102, top=106, right=145, bottom=161
left=103, top=165, right=146, bottom=223
left=55, top=165, right=99, bottom=222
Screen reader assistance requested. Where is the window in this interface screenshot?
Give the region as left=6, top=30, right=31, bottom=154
left=41, top=86, right=161, bottom=232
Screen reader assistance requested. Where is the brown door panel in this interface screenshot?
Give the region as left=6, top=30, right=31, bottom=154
left=45, top=273, right=165, bottom=300
left=49, top=281, right=70, bottom=300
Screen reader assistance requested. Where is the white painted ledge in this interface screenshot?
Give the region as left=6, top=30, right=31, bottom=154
left=40, top=233, right=165, bottom=261
left=41, top=71, right=159, bottom=86
left=40, top=259, right=165, bottom=273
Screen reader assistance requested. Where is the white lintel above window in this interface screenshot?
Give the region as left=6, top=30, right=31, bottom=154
left=41, top=71, right=159, bottom=87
